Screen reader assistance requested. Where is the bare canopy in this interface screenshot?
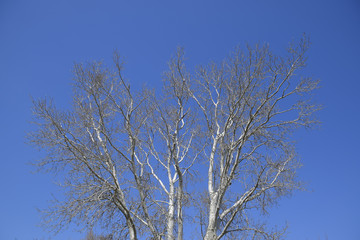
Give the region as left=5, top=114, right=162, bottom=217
left=29, top=36, right=319, bottom=240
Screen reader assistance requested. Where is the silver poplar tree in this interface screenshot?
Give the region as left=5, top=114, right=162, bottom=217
left=29, top=36, right=319, bottom=240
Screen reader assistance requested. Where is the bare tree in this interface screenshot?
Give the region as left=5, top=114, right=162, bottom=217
left=30, top=55, right=160, bottom=240
left=83, top=229, right=113, bottom=240
left=185, top=37, right=319, bottom=240
left=29, top=36, right=319, bottom=240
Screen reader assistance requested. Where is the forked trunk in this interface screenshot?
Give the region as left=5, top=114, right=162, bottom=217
left=127, top=218, right=138, bottom=240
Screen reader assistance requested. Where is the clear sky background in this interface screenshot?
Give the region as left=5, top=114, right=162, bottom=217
left=1, top=0, right=359, bottom=239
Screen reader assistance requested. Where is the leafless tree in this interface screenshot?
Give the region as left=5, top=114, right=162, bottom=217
left=29, top=36, right=319, bottom=240
left=83, top=229, right=113, bottom=240
left=185, top=37, right=319, bottom=240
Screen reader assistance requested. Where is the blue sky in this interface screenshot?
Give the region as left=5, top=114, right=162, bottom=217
left=1, top=0, right=359, bottom=239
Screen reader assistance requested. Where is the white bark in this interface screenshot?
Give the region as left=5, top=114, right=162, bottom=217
left=29, top=38, right=318, bottom=240
left=167, top=180, right=176, bottom=240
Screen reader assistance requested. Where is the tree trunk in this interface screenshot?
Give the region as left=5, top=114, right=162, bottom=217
left=127, top=217, right=138, bottom=240
left=167, top=182, right=176, bottom=240
left=177, top=177, right=183, bottom=240
left=204, top=194, right=219, bottom=240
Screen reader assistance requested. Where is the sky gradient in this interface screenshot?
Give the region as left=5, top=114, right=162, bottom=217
left=1, top=0, right=360, bottom=239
